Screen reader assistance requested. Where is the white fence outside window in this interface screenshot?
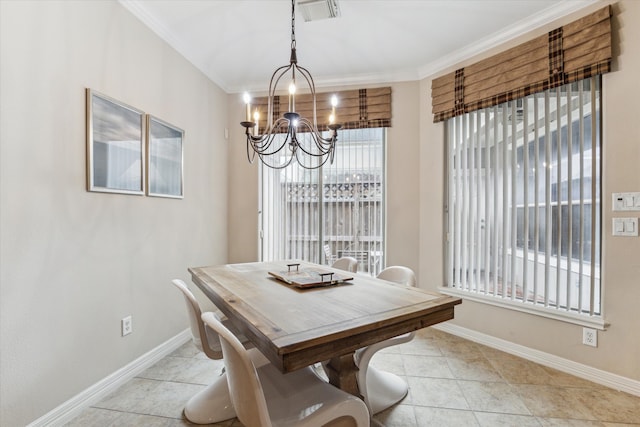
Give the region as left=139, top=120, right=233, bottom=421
left=260, top=128, right=386, bottom=276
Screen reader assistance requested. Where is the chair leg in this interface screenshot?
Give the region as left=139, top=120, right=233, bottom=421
left=363, top=365, right=409, bottom=415
left=183, top=372, right=236, bottom=424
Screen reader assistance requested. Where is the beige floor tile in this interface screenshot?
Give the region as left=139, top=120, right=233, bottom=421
left=139, top=356, right=224, bottom=385
left=64, top=407, right=124, bottom=426
left=446, top=355, right=504, bottom=382
left=489, top=357, right=554, bottom=385
left=436, top=338, right=483, bottom=357
left=169, top=415, right=234, bottom=426
left=458, top=380, right=531, bottom=415
left=542, top=366, right=608, bottom=389
left=413, top=406, right=479, bottom=427
left=144, top=381, right=208, bottom=419
left=476, top=345, right=525, bottom=362
left=475, top=412, right=542, bottom=427
left=370, top=352, right=406, bottom=376
left=397, top=337, right=443, bottom=357
left=102, top=412, right=178, bottom=426
left=406, top=377, right=470, bottom=410
left=537, top=418, right=606, bottom=426
left=403, top=354, right=454, bottom=378
left=374, top=403, right=417, bottom=427
left=513, top=384, right=599, bottom=420
left=602, top=423, right=640, bottom=427
left=94, top=378, right=166, bottom=413
left=577, top=388, right=640, bottom=424
left=169, top=342, right=202, bottom=359
left=95, top=378, right=205, bottom=419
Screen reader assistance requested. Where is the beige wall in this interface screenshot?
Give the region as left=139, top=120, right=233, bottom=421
left=419, top=0, right=640, bottom=381
left=0, top=1, right=228, bottom=425
left=227, top=81, right=422, bottom=274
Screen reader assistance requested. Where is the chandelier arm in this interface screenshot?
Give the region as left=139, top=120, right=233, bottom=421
left=294, top=145, right=333, bottom=169
left=249, top=130, right=290, bottom=157
left=296, top=118, right=338, bottom=149
left=250, top=117, right=289, bottom=146
left=258, top=144, right=296, bottom=169
left=246, top=139, right=257, bottom=164
left=294, top=65, right=319, bottom=125
left=266, top=64, right=293, bottom=126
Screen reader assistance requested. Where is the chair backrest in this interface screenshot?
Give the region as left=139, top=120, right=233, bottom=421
left=332, top=256, right=358, bottom=273
left=171, top=279, right=222, bottom=359
left=377, top=266, right=417, bottom=287
left=323, top=244, right=332, bottom=259
left=201, top=312, right=272, bottom=427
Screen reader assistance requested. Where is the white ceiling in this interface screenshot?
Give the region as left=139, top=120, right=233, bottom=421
left=120, top=0, right=599, bottom=94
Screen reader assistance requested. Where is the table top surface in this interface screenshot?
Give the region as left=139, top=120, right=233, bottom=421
left=189, top=261, right=461, bottom=372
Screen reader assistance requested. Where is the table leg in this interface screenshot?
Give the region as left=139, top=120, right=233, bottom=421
left=325, top=352, right=361, bottom=398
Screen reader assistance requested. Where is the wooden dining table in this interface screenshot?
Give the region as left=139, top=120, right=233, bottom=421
left=188, top=260, right=461, bottom=397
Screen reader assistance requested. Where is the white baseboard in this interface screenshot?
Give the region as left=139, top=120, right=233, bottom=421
left=434, top=323, right=640, bottom=397
left=27, top=329, right=191, bottom=427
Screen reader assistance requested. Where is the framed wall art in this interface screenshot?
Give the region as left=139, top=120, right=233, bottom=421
left=86, top=89, right=145, bottom=195
left=146, top=115, right=184, bottom=198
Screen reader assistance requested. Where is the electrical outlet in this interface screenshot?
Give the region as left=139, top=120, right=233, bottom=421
left=582, top=327, right=597, bottom=347
left=121, top=316, right=132, bottom=336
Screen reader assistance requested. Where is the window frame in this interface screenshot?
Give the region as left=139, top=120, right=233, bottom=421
left=258, top=128, right=387, bottom=276
left=440, top=77, right=606, bottom=330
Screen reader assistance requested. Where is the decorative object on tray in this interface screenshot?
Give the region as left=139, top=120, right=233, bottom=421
left=268, top=263, right=353, bottom=288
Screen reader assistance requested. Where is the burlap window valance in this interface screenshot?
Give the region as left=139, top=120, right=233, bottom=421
left=253, top=86, right=391, bottom=132
left=431, top=5, right=612, bottom=123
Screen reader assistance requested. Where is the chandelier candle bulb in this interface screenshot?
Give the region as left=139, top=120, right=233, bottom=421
left=288, top=82, right=296, bottom=112
left=243, top=92, right=251, bottom=122
left=330, top=95, right=338, bottom=124
left=253, top=110, right=260, bottom=135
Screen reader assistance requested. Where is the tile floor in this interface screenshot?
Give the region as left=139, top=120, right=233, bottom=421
left=66, top=328, right=640, bottom=426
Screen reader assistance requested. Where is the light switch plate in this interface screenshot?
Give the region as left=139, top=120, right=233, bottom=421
left=612, top=217, right=639, bottom=236
left=613, top=192, right=640, bottom=211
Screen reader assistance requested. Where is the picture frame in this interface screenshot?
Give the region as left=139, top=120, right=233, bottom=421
left=86, top=89, right=145, bottom=195
left=146, top=115, right=184, bottom=198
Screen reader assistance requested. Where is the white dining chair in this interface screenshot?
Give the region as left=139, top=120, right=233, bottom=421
left=201, top=311, right=370, bottom=427
left=355, top=266, right=417, bottom=414
left=332, top=256, right=358, bottom=273
left=171, top=279, right=268, bottom=424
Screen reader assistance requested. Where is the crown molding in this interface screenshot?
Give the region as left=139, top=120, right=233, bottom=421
left=120, top=0, right=602, bottom=93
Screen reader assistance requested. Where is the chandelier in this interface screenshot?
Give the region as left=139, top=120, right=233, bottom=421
left=240, top=0, right=342, bottom=170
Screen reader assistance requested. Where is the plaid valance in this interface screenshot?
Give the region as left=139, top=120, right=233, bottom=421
left=432, top=5, right=612, bottom=123
left=252, top=86, right=391, bottom=132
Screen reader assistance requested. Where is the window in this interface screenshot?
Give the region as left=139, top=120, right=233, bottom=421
left=445, top=77, right=602, bottom=324
left=260, top=128, right=386, bottom=276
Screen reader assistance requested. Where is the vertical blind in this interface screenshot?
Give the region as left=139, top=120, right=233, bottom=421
left=447, top=77, right=602, bottom=317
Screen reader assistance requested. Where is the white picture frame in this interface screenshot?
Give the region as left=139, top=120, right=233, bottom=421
left=86, top=89, right=145, bottom=195
left=146, top=115, right=184, bottom=199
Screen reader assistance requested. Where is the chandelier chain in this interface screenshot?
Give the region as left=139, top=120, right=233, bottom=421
left=290, top=0, right=296, bottom=50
